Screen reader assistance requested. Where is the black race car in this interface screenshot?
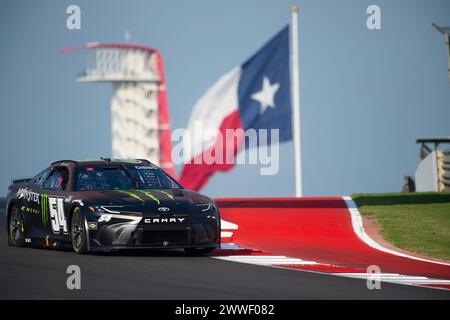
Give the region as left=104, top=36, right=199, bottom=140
left=5, top=159, right=220, bottom=254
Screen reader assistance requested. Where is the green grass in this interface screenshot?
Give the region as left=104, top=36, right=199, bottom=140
left=352, top=193, right=450, bottom=261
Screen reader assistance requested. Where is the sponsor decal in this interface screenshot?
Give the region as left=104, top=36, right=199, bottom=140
left=144, top=217, right=185, bottom=224
left=98, top=214, right=112, bottom=222
left=155, top=190, right=174, bottom=200
left=137, top=190, right=160, bottom=204
left=21, top=205, right=40, bottom=215
left=16, top=188, right=40, bottom=204
left=134, top=165, right=157, bottom=170
left=158, top=207, right=170, bottom=212
left=88, top=222, right=98, bottom=230
left=48, top=197, right=68, bottom=234
left=41, top=194, right=49, bottom=227
left=117, top=190, right=145, bottom=203
left=41, top=194, right=68, bottom=234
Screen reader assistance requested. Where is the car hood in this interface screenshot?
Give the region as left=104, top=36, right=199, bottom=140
left=74, top=189, right=213, bottom=215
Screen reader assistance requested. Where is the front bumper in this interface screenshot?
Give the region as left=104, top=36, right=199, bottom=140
left=87, top=218, right=220, bottom=251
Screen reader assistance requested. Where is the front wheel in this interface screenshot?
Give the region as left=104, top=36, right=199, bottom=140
left=184, top=247, right=215, bottom=256
left=9, top=205, right=25, bottom=247
left=71, top=207, right=88, bottom=254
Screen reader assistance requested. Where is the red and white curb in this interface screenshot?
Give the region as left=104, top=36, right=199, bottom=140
left=215, top=203, right=450, bottom=290
left=216, top=255, right=317, bottom=266
left=343, top=196, right=450, bottom=267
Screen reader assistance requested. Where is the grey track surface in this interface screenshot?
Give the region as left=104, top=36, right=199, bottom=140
left=0, top=199, right=449, bottom=300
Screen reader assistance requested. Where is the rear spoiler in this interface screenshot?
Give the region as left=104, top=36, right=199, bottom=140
left=11, top=177, right=32, bottom=185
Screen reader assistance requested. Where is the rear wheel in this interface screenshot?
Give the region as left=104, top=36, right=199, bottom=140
left=71, top=208, right=88, bottom=254
left=184, top=247, right=215, bottom=256
left=9, top=205, right=25, bottom=247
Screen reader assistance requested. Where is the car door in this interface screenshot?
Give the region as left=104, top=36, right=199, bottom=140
left=41, top=166, right=71, bottom=241
left=17, top=167, right=51, bottom=239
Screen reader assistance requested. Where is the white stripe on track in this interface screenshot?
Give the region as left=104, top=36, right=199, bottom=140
left=221, top=219, right=238, bottom=230
left=343, top=196, right=450, bottom=267
left=214, top=255, right=317, bottom=266
left=219, top=243, right=246, bottom=250
left=334, top=273, right=450, bottom=285
left=221, top=231, right=234, bottom=238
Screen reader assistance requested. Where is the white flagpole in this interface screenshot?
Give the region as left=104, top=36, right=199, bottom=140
left=291, top=4, right=303, bottom=197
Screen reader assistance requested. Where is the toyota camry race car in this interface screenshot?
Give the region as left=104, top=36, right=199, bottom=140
left=6, top=159, right=220, bottom=254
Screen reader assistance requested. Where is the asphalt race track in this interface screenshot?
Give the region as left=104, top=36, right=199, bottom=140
left=0, top=199, right=449, bottom=300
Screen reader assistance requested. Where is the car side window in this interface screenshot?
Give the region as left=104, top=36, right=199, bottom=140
left=32, top=167, right=51, bottom=187
left=43, top=167, right=69, bottom=191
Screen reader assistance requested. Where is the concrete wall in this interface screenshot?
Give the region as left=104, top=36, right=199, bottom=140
left=415, top=151, right=438, bottom=192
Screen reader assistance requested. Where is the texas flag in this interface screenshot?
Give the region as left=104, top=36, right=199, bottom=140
left=179, top=26, right=292, bottom=191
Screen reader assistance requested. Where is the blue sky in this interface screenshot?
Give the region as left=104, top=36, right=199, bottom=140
left=0, top=0, right=449, bottom=198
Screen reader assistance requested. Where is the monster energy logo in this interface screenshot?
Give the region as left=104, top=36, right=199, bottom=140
left=16, top=188, right=40, bottom=203
left=138, top=190, right=160, bottom=205
left=41, top=194, right=49, bottom=226
left=21, top=206, right=40, bottom=215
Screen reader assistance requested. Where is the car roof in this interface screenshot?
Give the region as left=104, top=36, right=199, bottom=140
left=51, top=158, right=153, bottom=166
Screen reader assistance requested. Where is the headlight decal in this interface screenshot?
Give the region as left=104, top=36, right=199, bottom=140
left=195, top=202, right=214, bottom=212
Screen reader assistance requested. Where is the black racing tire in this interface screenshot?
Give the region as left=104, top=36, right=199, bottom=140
left=9, top=204, right=25, bottom=247
left=184, top=247, right=216, bottom=256
left=70, top=207, right=88, bottom=254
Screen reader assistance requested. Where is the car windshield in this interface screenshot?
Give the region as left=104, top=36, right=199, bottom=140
left=75, top=165, right=134, bottom=191
left=126, top=164, right=182, bottom=189
left=74, top=164, right=182, bottom=191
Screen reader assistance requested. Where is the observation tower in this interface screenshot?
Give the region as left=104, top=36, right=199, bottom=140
left=62, top=42, right=175, bottom=176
